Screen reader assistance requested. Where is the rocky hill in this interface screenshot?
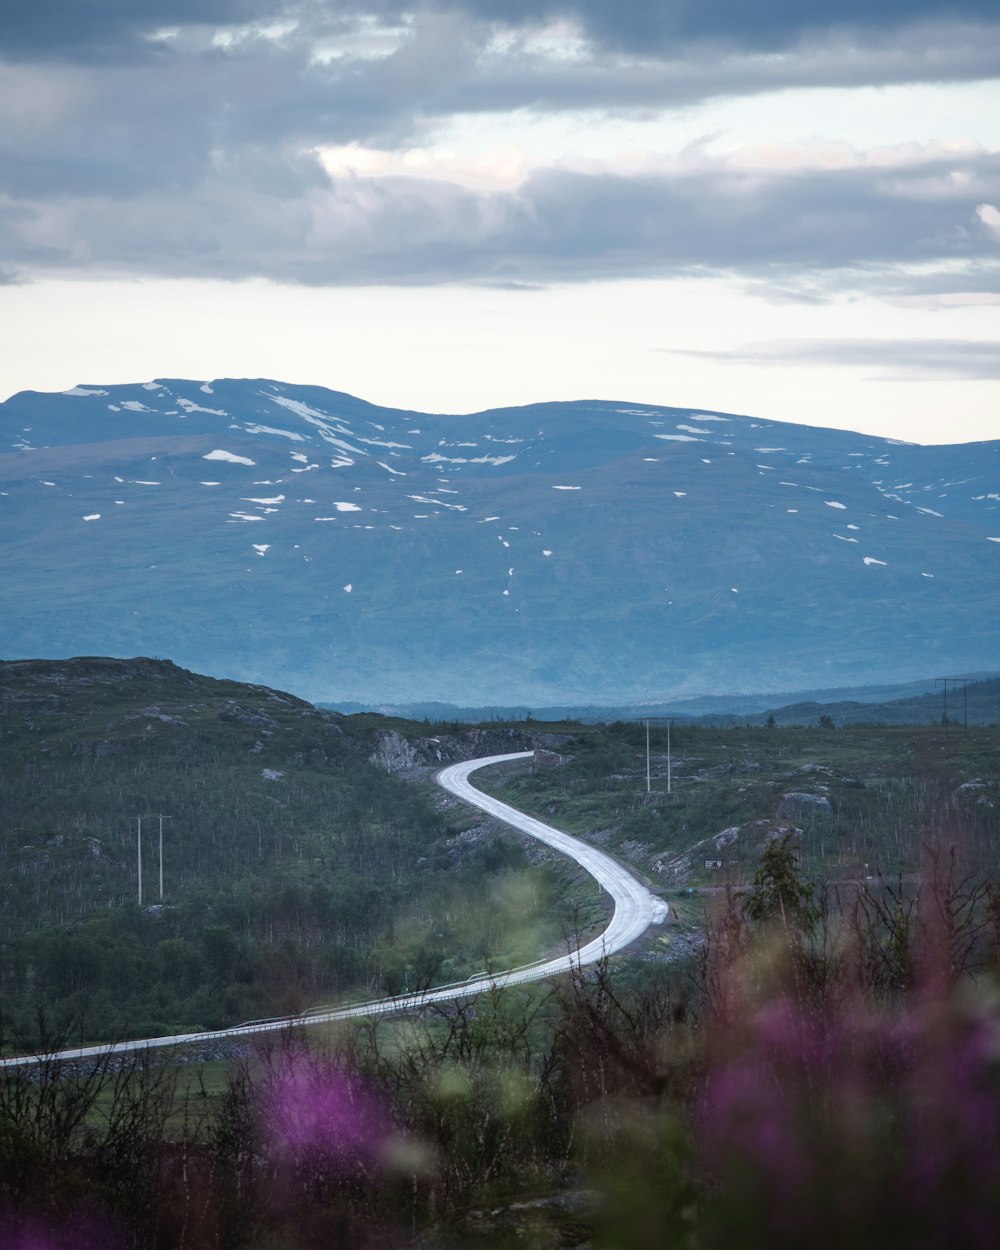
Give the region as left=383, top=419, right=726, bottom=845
left=0, top=657, right=582, bottom=1047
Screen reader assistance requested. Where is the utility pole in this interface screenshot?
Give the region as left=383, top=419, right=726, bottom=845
left=157, top=815, right=171, bottom=900
left=640, top=716, right=673, bottom=796
left=134, top=813, right=171, bottom=906
left=135, top=816, right=143, bottom=906
left=935, top=674, right=989, bottom=740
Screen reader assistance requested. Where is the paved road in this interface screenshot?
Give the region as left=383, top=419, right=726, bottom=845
left=1, top=751, right=668, bottom=1068
left=436, top=753, right=668, bottom=974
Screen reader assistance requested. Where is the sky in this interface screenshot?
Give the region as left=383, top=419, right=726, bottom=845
left=1, top=1, right=998, bottom=444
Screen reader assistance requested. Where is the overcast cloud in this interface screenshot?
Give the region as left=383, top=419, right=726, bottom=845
left=664, top=337, right=1000, bottom=380
left=1, top=2, right=998, bottom=436
left=5, top=1, right=1000, bottom=61
left=1, top=0, right=999, bottom=294
left=2, top=144, right=998, bottom=295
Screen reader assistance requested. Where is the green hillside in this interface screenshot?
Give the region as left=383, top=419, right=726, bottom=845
left=477, top=718, right=1000, bottom=890
left=0, top=658, right=589, bottom=1049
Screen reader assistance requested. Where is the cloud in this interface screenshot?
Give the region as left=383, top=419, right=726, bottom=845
left=2, top=141, right=998, bottom=295
left=0, top=1, right=279, bottom=60
left=1, top=6, right=997, bottom=206
left=2, top=3, right=998, bottom=297
left=6, top=1, right=1000, bottom=61
left=664, top=338, right=1000, bottom=380
left=978, top=203, right=1000, bottom=236
left=453, top=1, right=1000, bottom=55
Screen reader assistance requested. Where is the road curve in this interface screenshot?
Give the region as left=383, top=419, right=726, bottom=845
left=1, top=751, right=667, bottom=1068
left=436, top=753, right=668, bottom=975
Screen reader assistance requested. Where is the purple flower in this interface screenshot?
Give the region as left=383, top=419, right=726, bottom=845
left=263, top=1056, right=389, bottom=1164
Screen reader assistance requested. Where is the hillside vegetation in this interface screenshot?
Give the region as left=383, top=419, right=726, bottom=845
left=0, top=658, right=591, bottom=1049
left=4, top=666, right=1000, bottom=1245
left=478, top=718, right=1000, bottom=890
left=6, top=838, right=1000, bottom=1250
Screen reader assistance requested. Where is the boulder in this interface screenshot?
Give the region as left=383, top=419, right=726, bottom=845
left=777, top=791, right=832, bottom=818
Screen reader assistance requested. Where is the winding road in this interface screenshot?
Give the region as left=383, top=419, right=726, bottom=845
left=1, top=751, right=668, bottom=1068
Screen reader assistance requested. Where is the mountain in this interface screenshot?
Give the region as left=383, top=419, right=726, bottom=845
left=741, top=676, right=1000, bottom=728
left=1, top=378, right=997, bottom=703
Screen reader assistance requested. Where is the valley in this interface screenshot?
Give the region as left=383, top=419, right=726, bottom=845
left=2, top=656, right=999, bottom=1250
left=2, top=382, right=997, bottom=1246
left=0, top=659, right=598, bottom=1050
left=3, top=656, right=996, bottom=1056
left=5, top=0, right=998, bottom=1239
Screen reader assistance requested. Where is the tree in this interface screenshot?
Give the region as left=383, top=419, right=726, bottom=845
left=742, top=833, right=817, bottom=934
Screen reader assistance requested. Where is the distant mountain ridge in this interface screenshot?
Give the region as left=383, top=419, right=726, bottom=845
left=326, top=674, right=1000, bottom=727
left=1, top=378, right=997, bottom=703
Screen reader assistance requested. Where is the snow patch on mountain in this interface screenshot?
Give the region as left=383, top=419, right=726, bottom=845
left=421, top=453, right=516, bottom=466
left=177, top=397, right=228, bottom=416
left=266, top=395, right=367, bottom=456
left=243, top=423, right=305, bottom=441
left=204, top=450, right=256, bottom=466
left=266, top=395, right=328, bottom=422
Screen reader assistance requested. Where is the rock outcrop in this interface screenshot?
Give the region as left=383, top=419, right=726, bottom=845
left=369, top=727, right=568, bottom=776
left=777, top=791, right=833, bottom=818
